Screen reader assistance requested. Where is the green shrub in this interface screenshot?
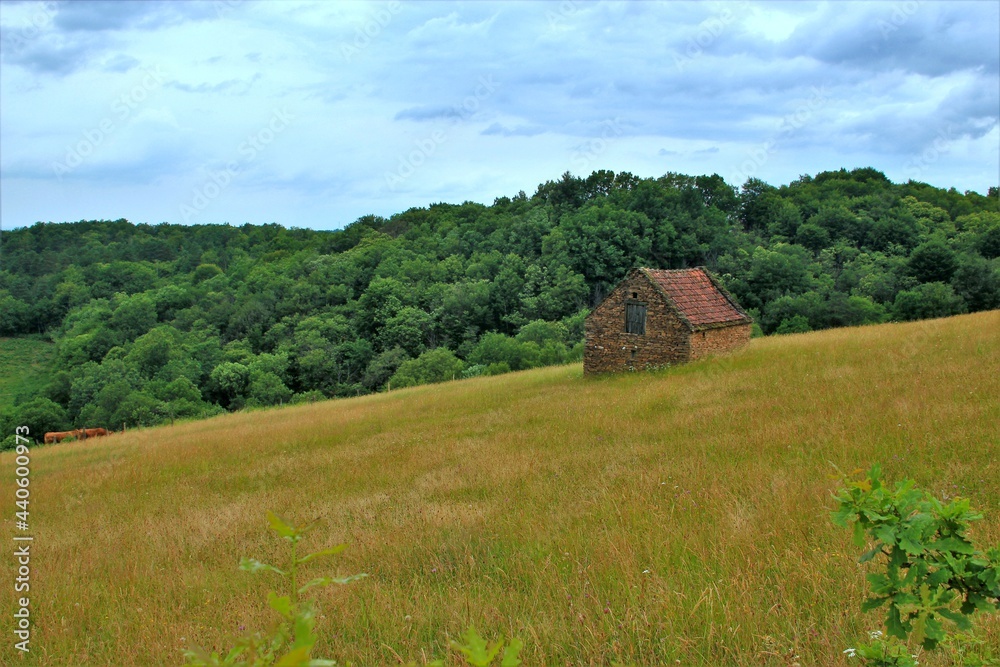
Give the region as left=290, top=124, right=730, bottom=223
left=461, top=364, right=488, bottom=379
left=389, top=347, right=465, bottom=389
left=833, top=465, right=1000, bottom=664
left=184, top=511, right=366, bottom=667
left=892, top=282, right=967, bottom=321
left=185, top=512, right=524, bottom=667
left=775, top=314, right=811, bottom=334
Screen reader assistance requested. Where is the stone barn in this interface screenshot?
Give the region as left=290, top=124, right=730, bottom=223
left=584, top=267, right=752, bottom=374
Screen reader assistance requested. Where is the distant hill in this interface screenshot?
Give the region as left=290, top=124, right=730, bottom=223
left=3, top=311, right=997, bottom=665
left=1, top=167, right=998, bottom=439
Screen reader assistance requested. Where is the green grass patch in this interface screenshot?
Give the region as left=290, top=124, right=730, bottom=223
left=0, top=335, right=55, bottom=405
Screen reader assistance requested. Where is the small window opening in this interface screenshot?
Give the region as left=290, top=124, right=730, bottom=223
left=631, top=292, right=638, bottom=299
left=630, top=349, right=637, bottom=359
left=625, top=302, right=646, bottom=335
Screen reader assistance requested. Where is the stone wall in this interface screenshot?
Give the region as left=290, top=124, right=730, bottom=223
left=584, top=272, right=690, bottom=374
left=584, top=271, right=752, bottom=374
left=688, top=322, right=752, bottom=361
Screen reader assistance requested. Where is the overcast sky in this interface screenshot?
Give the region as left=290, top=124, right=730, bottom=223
left=1, top=0, right=997, bottom=231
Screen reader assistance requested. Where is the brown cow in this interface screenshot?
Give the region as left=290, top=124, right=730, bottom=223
left=43, top=428, right=110, bottom=444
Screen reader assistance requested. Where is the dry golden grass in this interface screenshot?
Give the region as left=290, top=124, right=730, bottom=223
left=3, top=312, right=999, bottom=666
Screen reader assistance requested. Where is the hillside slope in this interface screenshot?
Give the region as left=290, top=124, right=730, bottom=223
left=0, top=336, right=54, bottom=405
left=3, top=312, right=999, bottom=665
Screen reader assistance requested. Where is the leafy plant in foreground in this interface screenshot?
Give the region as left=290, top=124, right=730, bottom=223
left=833, top=464, right=1000, bottom=660
left=423, top=626, right=523, bottom=667
left=183, top=512, right=524, bottom=667
left=183, top=511, right=366, bottom=667
left=843, top=630, right=918, bottom=667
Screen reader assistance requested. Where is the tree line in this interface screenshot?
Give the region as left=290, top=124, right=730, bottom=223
left=1, top=167, right=997, bottom=445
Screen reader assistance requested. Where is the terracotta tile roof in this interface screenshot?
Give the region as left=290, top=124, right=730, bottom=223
left=642, top=267, right=750, bottom=329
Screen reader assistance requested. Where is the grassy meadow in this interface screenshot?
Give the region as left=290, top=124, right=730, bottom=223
left=3, top=311, right=999, bottom=666
left=0, top=336, right=54, bottom=406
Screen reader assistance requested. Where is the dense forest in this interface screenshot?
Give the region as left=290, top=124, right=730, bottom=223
left=1, top=168, right=998, bottom=445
